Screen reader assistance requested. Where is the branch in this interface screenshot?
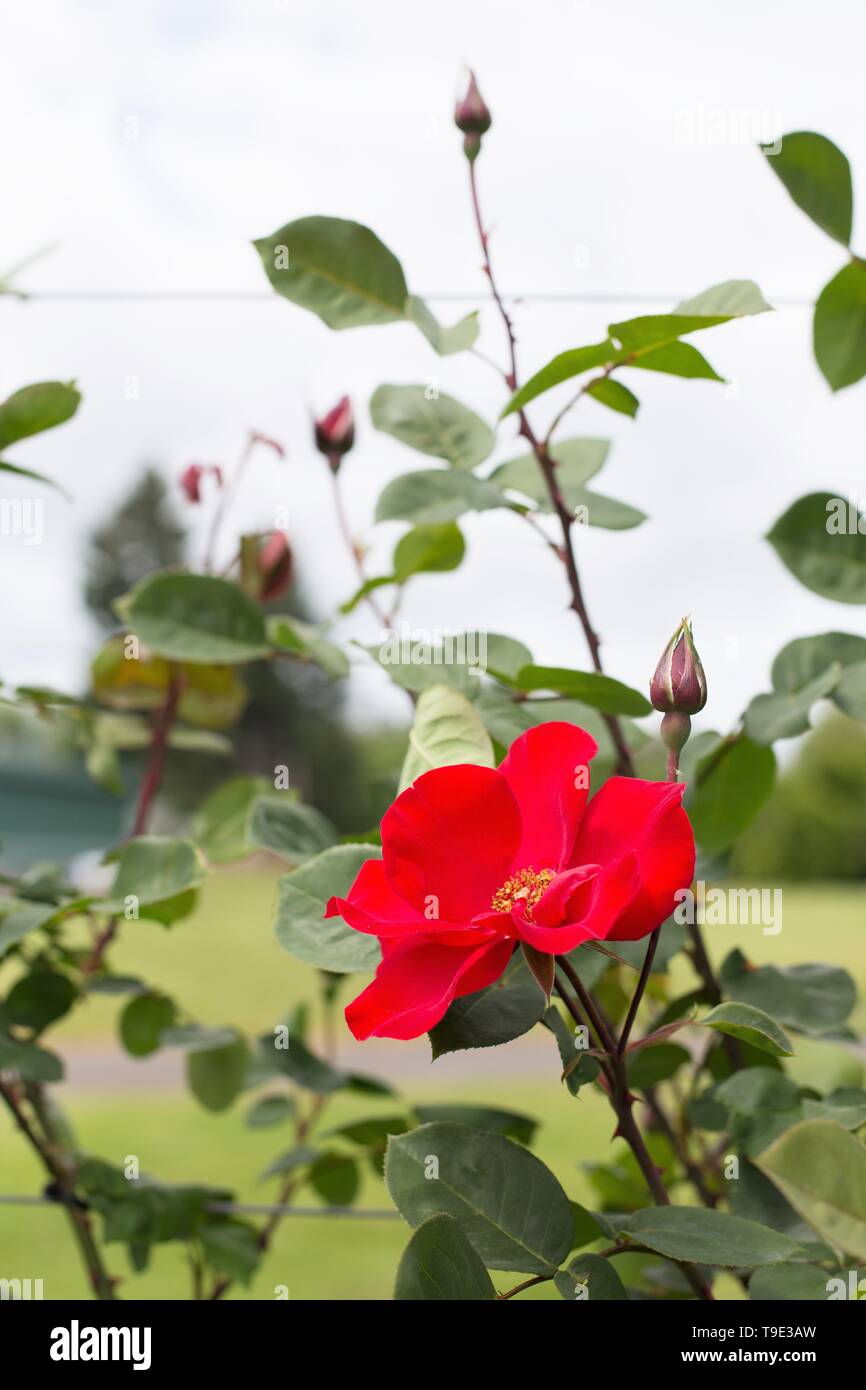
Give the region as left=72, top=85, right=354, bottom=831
left=466, top=159, right=635, bottom=776
left=0, top=1079, right=117, bottom=1299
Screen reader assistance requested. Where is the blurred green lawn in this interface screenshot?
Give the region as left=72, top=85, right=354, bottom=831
left=1, top=872, right=864, bottom=1299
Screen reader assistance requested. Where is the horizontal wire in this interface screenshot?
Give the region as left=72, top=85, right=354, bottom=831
left=0, top=289, right=812, bottom=306
left=0, top=1192, right=399, bottom=1219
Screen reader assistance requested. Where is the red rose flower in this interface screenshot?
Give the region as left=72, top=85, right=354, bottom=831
left=326, top=722, right=695, bottom=1042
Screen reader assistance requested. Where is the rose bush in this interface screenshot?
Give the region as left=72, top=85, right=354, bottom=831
left=1, top=80, right=865, bottom=1307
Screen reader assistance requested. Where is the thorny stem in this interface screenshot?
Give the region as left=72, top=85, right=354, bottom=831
left=617, top=928, right=660, bottom=1056
left=330, top=466, right=389, bottom=627
left=0, top=1078, right=117, bottom=1299
left=554, top=960, right=713, bottom=1300
left=466, top=158, right=635, bottom=776
left=83, top=669, right=184, bottom=976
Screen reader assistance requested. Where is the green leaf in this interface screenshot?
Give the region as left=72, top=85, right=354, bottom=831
left=803, top=1089, right=866, bottom=1130
left=192, top=776, right=266, bottom=864
left=513, top=664, right=652, bottom=716
left=715, top=1067, right=803, bottom=1156
left=399, top=685, right=493, bottom=791
left=307, top=1151, right=360, bottom=1206
left=700, top=1002, right=794, bottom=1058
left=555, top=1252, right=628, bottom=1300
left=833, top=660, right=866, bottom=720
left=248, top=795, right=338, bottom=862
left=393, top=522, right=465, bottom=582
left=5, top=971, right=76, bottom=1032
left=395, top=1213, right=497, bottom=1300
left=619, top=1206, right=802, bottom=1267
left=253, top=216, right=408, bottom=329
left=744, top=663, right=841, bottom=743
left=274, top=844, right=382, bottom=973
left=674, top=280, right=774, bottom=317
left=771, top=631, right=866, bottom=691
left=414, top=1105, right=537, bottom=1146
left=267, top=615, right=349, bottom=679
left=502, top=343, right=615, bottom=417
left=361, top=635, right=479, bottom=696
left=720, top=951, right=857, bottom=1039
left=585, top=377, right=640, bottom=417
left=430, top=954, right=546, bottom=1058
left=0, top=380, right=81, bottom=449
left=385, top=1122, right=573, bottom=1274
left=98, top=837, right=205, bottom=917
left=622, top=340, right=723, bottom=381
left=749, top=1263, right=834, bottom=1300
left=755, top=1119, right=866, bottom=1260
left=688, top=737, right=776, bottom=854
left=762, top=132, right=852, bottom=246
left=814, top=261, right=866, bottom=390
left=0, top=898, right=79, bottom=953
left=120, top=573, right=270, bottom=664
left=768, top=492, right=866, bottom=601
left=404, top=298, right=480, bottom=356
left=544, top=1005, right=601, bottom=1095
left=325, top=1114, right=408, bottom=1146
left=199, top=1220, right=260, bottom=1285
left=375, top=469, right=511, bottom=526
left=490, top=437, right=610, bottom=506
left=570, top=1203, right=605, bottom=1251
left=245, top=1095, right=295, bottom=1129
left=119, top=993, right=176, bottom=1058
left=627, top=1042, right=691, bottom=1090
left=570, top=488, right=646, bottom=530
left=370, top=385, right=494, bottom=470
left=187, top=1035, right=249, bottom=1112
left=0, top=1035, right=63, bottom=1082
left=482, top=634, right=534, bottom=683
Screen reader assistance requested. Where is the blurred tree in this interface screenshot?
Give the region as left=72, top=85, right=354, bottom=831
left=85, top=467, right=186, bottom=627
left=733, top=713, right=866, bottom=880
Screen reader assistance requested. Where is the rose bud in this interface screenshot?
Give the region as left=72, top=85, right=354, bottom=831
left=241, top=530, right=293, bottom=602
left=314, top=396, right=354, bottom=471
left=454, top=71, right=492, bottom=158
left=179, top=462, right=222, bottom=504
left=650, top=618, right=707, bottom=716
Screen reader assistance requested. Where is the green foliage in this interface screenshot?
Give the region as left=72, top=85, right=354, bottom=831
left=385, top=1122, right=573, bottom=1274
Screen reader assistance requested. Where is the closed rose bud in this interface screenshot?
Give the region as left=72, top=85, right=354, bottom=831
left=650, top=618, right=707, bottom=715
left=179, top=463, right=222, bottom=503
left=454, top=70, right=491, bottom=136
left=314, top=396, right=354, bottom=470
left=241, top=530, right=293, bottom=602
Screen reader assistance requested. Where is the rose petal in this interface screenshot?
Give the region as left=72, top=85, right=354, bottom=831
left=573, top=778, right=695, bottom=941
left=325, top=858, right=481, bottom=941
left=499, top=723, right=598, bottom=871
left=345, top=935, right=513, bottom=1041
left=380, top=763, right=521, bottom=921
left=513, top=854, right=640, bottom=952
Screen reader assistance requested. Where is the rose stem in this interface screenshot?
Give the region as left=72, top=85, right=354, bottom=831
left=465, top=157, right=634, bottom=776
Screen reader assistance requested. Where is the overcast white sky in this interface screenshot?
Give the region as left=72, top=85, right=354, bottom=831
left=1, top=0, right=865, bottom=734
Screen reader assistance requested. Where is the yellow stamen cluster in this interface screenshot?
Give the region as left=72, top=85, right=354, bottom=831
left=490, top=867, right=555, bottom=919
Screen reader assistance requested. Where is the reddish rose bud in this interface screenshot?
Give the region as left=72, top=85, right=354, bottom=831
left=249, top=431, right=286, bottom=460
left=254, top=530, right=294, bottom=602
left=650, top=618, right=707, bottom=716
left=314, top=396, right=354, bottom=471
left=179, top=463, right=223, bottom=503
left=454, top=70, right=492, bottom=136
left=455, top=71, right=491, bottom=161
